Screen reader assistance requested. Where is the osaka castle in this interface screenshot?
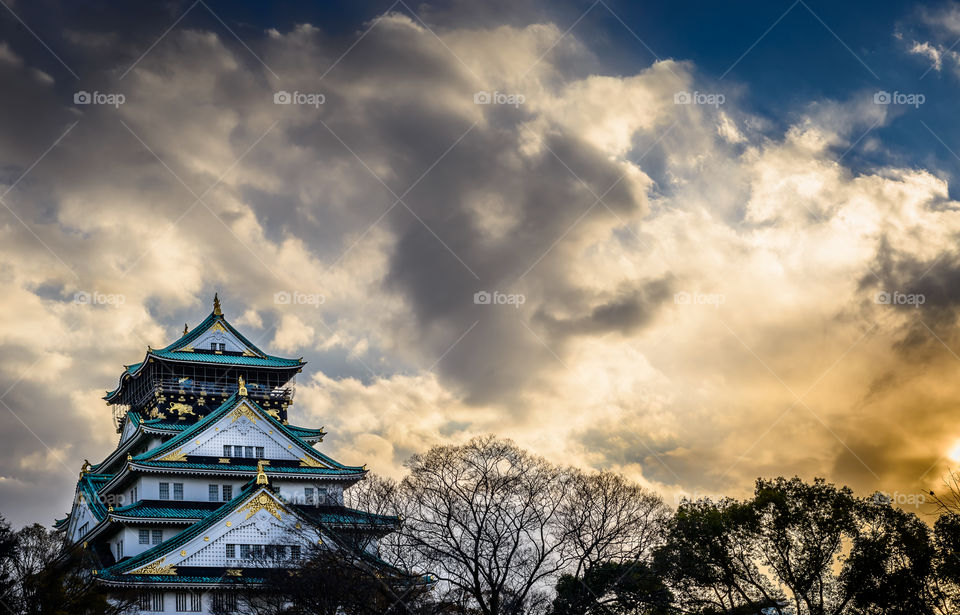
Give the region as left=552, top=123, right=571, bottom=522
left=56, top=295, right=401, bottom=613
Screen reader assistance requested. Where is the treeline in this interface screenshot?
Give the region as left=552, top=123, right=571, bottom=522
left=326, top=435, right=960, bottom=615
left=5, top=435, right=960, bottom=614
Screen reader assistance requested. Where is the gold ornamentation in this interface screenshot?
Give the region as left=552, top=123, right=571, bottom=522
left=295, top=522, right=301, bottom=529
left=81, top=459, right=91, bottom=474
left=180, top=550, right=187, bottom=557
left=226, top=521, right=232, bottom=527
left=226, top=569, right=242, bottom=577
left=183, top=323, right=189, bottom=336
left=256, top=460, right=269, bottom=485
left=299, top=455, right=326, bottom=468
left=238, top=492, right=284, bottom=520
left=211, top=321, right=227, bottom=333
left=238, top=376, right=247, bottom=397
left=219, top=458, right=230, bottom=464
left=169, top=403, right=195, bottom=418
left=133, top=557, right=177, bottom=576
left=127, top=453, right=132, bottom=461
left=213, top=293, right=222, bottom=316
left=230, top=403, right=257, bottom=423
left=204, top=537, right=209, bottom=541
left=266, top=408, right=279, bottom=419
left=158, top=448, right=186, bottom=462
left=108, top=506, right=114, bottom=512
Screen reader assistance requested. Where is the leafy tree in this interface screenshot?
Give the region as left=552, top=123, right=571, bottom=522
left=551, top=560, right=673, bottom=615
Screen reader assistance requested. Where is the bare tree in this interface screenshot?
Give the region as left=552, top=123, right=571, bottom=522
left=395, top=435, right=572, bottom=615
left=559, top=470, right=668, bottom=578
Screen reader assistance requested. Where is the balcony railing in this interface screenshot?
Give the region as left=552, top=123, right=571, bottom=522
left=128, top=377, right=294, bottom=409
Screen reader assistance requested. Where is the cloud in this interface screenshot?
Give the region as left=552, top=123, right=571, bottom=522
left=1, top=1, right=960, bottom=526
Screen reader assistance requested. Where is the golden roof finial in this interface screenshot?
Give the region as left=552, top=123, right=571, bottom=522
left=213, top=293, right=222, bottom=316
left=81, top=459, right=91, bottom=474
left=256, top=460, right=269, bottom=485
left=183, top=323, right=189, bottom=336
left=238, top=376, right=247, bottom=397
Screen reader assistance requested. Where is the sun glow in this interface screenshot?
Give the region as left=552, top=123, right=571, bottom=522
left=948, top=440, right=960, bottom=463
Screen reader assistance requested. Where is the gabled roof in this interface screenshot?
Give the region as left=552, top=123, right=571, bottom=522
left=81, top=473, right=114, bottom=520
left=102, top=483, right=299, bottom=578
left=105, top=297, right=305, bottom=401
left=131, top=393, right=359, bottom=473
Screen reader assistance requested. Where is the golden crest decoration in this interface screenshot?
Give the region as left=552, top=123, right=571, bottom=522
left=133, top=557, right=177, bottom=576
left=238, top=492, right=284, bottom=520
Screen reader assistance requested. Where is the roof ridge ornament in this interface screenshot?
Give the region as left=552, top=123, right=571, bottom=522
left=183, top=323, right=188, bottom=336
left=238, top=376, right=247, bottom=397
left=213, top=293, right=222, bottom=316
left=256, top=460, right=269, bottom=485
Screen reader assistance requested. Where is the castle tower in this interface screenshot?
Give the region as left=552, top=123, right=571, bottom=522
left=56, top=296, right=400, bottom=613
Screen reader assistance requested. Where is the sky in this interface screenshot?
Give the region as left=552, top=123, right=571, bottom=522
left=1, top=0, right=960, bottom=526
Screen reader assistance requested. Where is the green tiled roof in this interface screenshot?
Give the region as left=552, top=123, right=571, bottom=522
left=105, top=307, right=304, bottom=401
left=133, top=394, right=361, bottom=472
left=149, top=350, right=302, bottom=368
left=133, top=460, right=361, bottom=476
left=110, top=500, right=222, bottom=520
left=286, top=425, right=326, bottom=439
left=78, top=473, right=114, bottom=521
left=105, top=483, right=268, bottom=576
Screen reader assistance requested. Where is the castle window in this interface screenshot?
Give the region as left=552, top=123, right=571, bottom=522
left=318, top=487, right=328, bottom=505
left=291, top=545, right=301, bottom=560
left=225, top=544, right=235, bottom=558
left=245, top=446, right=254, bottom=458
left=208, top=485, right=218, bottom=502
left=173, top=483, right=184, bottom=500
left=152, top=530, right=162, bottom=545
left=159, top=482, right=169, bottom=500
left=139, top=529, right=149, bottom=544
left=213, top=593, right=237, bottom=611
left=256, top=446, right=264, bottom=459
left=304, top=487, right=314, bottom=505
left=175, top=591, right=202, bottom=612
left=240, top=544, right=251, bottom=559
left=223, top=445, right=232, bottom=457
left=116, top=540, right=123, bottom=558
left=138, top=592, right=164, bottom=611
left=222, top=485, right=233, bottom=501
left=78, top=522, right=88, bottom=537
